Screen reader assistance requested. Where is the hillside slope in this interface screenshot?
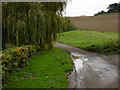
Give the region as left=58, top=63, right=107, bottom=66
left=69, top=14, right=118, bottom=32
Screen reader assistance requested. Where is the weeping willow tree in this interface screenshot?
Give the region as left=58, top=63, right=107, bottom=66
left=2, top=2, right=72, bottom=49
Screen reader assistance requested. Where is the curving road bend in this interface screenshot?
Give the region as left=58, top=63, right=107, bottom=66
left=55, top=43, right=118, bottom=88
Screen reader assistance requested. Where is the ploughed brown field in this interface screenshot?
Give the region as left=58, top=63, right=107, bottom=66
left=68, top=14, right=118, bottom=32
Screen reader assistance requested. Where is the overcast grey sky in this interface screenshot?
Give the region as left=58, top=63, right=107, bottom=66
left=63, top=0, right=119, bottom=17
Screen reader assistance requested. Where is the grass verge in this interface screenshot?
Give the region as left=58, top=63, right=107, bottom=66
left=3, top=47, right=72, bottom=88
left=57, top=30, right=119, bottom=54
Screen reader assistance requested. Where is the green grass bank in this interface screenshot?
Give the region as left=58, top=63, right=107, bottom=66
left=57, top=30, right=119, bottom=54
left=3, top=48, right=72, bottom=88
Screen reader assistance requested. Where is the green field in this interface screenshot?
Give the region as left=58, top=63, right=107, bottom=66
left=57, top=30, right=119, bottom=54
left=3, top=48, right=72, bottom=88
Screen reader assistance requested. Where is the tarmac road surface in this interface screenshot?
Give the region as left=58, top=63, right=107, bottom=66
left=55, top=43, right=118, bottom=88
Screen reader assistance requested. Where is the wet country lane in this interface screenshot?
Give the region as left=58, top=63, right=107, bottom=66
left=55, top=43, right=118, bottom=88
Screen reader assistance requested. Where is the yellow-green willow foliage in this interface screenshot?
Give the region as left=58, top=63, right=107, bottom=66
left=2, top=2, right=73, bottom=49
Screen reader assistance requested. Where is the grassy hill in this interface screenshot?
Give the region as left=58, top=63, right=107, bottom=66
left=57, top=30, right=119, bottom=54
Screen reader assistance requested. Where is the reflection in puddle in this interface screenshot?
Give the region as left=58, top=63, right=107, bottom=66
left=74, top=59, right=83, bottom=71
left=71, top=52, right=88, bottom=72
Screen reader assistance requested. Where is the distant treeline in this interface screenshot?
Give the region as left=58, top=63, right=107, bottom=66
left=94, top=3, right=120, bottom=16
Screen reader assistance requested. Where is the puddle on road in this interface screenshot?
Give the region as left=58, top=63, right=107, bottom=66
left=70, top=52, right=88, bottom=72
left=69, top=52, right=118, bottom=88
left=70, top=52, right=88, bottom=87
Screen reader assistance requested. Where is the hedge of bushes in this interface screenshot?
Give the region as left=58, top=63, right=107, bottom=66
left=83, top=40, right=120, bottom=54
left=1, top=45, right=40, bottom=83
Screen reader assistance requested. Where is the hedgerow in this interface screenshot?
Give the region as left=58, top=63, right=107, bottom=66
left=2, top=45, right=40, bottom=83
